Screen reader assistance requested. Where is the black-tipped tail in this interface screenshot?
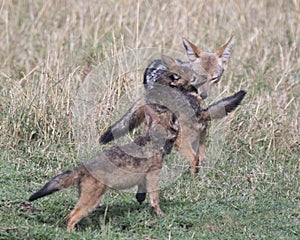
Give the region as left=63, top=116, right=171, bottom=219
left=222, top=90, right=246, bottom=113
left=29, top=181, right=61, bottom=201
left=203, top=90, right=246, bottom=121
left=29, top=169, right=78, bottom=202
left=99, top=99, right=146, bottom=144
left=99, top=126, right=115, bottom=144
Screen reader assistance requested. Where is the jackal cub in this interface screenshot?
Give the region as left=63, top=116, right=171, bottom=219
left=29, top=106, right=179, bottom=230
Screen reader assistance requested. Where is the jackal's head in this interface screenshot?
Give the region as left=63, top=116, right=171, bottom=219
left=182, top=36, right=235, bottom=99
left=159, top=54, right=206, bottom=92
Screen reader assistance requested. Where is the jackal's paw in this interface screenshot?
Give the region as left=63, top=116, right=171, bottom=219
left=190, top=167, right=199, bottom=174
left=153, top=208, right=165, bottom=217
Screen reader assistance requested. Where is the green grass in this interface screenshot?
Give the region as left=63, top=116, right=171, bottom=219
left=0, top=148, right=299, bottom=239
left=0, top=0, right=299, bottom=239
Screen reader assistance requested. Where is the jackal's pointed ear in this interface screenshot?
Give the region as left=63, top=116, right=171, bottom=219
left=161, top=54, right=177, bottom=68
left=216, top=36, right=235, bottom=69
left=182, top=37, right=201, bottom=61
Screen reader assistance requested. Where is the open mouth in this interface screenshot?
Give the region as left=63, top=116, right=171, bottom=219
left=210, top=76, right=221, bottom=84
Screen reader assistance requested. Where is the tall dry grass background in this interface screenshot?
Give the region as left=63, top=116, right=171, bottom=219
left=0, top=0, right=299, bottom=238
left=1, top=0, right=299, bottom=152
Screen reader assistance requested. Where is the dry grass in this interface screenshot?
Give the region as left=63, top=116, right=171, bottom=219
left=0, top=0, right=299, bottom=238
left=1, top=0, right=299, bottom=150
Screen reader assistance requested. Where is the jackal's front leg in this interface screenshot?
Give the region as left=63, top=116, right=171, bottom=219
left=146, top=170, right=164, bottom=216
left=175, top=124, right=201, bottom=174
left=177, top=139, right=199, bottom=174
left=198, top=124, right=207, bottom=168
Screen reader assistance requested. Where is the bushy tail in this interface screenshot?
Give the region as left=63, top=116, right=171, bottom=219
left=99, top=98, right=146, bottom=144
left=29, top=167, right=81, bottom=201
left=202, top=90, right=246, bottom=121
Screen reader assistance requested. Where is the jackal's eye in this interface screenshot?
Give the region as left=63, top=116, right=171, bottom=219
left=170, top=74, right=180, bottom=81
left=190, top=76, right=197, bottom=83
left=210, top=76, right=219, bottom=83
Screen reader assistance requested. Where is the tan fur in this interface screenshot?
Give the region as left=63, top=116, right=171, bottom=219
left=99, top=37, right=236, bottom=174
left=155, top=36, right=236, bottom=173
left=29, top=106, right=179, bottom=230
left=182, top=36, right=235, bottom=98
left=144, top=55, right=244, bottom=174
left=146, top=56, right=206, bottom=174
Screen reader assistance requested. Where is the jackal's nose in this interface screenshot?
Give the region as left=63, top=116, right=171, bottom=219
left=200, top=92, right=207, bottom=99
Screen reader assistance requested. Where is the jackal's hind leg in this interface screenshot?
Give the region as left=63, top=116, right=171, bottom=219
left=66, top=176, right=107, bottom=231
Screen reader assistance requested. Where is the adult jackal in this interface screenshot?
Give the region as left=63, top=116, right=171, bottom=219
left=99, top=36, right=235, bottom=145
left=100, top=53, right=244, bottom=174
left=29, top=105, right=179, bottom=231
